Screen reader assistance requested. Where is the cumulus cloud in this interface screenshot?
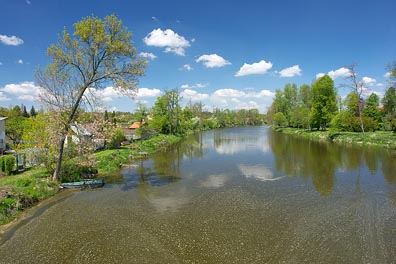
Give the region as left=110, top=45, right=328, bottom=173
left=235, top=60, right=273, bottom=77
left=316, top=73, right=325, bottom=79
left=18, top=59, right=23, bottom=64
left=180, top=64, right=193, bottom=71
left=384, top=72, right=391, bottom=78
left=0, top=81, right=40, bottom=101
left=328, top=67, right=351, bottom=79
left=279, top=65, right=302, bottom=77
left=0, top=91, right=11, bottom=101
left=362, top=76, right=376, bottom=86
left=139, top=52, right=157, bottom=60
left=180, top=89, right=209, bottom=101
left=181, top=83, right=207, bottom=89
left=196, top=54, right=231, bottom=68
left=87, top=87, right=161, bottom=102
left=136, top=88, right=161, bottom=98
left=0, top=34, right=24, bottom=46
left=212, top=88, right=274, bottom=99
left=143, top=28, right=190, bottom=56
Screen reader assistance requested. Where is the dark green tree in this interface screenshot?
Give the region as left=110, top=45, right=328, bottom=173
left=310, top=75, right=338, bottom=130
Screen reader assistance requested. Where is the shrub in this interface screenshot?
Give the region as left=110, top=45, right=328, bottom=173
left=273, top=112, right=287, bottom=127
left=108, top=129, right=126, bottom=149
left=0, top=156, right=5, bottom=173
left=0, top=155, right=16, bottom=176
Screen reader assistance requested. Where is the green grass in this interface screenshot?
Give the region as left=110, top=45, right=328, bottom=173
left=0, top=168, right=58, bottom=225
left=273, top=127, right=396, bottom=149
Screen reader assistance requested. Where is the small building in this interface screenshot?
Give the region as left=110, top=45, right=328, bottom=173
left=0, top=117, right=7, bottom=153
left=129, top=121, right=146, bottom=129
left=66, top=123, right=105, bottom=150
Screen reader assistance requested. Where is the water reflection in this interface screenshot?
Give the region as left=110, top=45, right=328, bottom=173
left=213, top=128, right=270, bottom=154
left=238, top=164, right=282, bottom=182
left=268, top=130, right=396, bottom=197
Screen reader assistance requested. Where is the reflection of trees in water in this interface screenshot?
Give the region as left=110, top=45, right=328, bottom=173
left=150, top=133, right=205, bottom=180
left=381, top=151, right=396, bottom=184
left=213, top=130, right=259, bottom=149
left=268, top=130, right=396, bottom=197
left=268, top=131, right=337, bottom=196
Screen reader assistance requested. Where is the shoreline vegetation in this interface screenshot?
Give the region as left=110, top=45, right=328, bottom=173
left=273, top=126, right=396, bottom=149
left=0, top=134, right=181, bottom=226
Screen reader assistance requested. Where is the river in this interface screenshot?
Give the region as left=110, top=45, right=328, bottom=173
left=1, top=126, right=396, bottom=263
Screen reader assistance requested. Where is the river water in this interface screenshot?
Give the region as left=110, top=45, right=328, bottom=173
left=1, top=126, right=396, bottom=263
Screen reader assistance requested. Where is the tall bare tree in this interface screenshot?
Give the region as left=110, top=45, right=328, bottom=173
left=36, top=15, right=146, bottom=180
left=343, top=64, right=366, bottom=134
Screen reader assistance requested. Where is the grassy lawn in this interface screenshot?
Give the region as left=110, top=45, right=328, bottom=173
left=0, top=168, right=58, bottom=225
left=274, top=127, right=396, bottom=149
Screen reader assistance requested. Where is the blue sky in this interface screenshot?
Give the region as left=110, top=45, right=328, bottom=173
left=0, top=0, right=395, bottom=113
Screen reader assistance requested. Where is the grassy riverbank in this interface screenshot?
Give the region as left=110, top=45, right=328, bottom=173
left=0, top=134, right=181, bottom=226
left=273, top=127, right=396, bottom=149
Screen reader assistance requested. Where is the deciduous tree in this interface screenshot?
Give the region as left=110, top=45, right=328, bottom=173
left=36, top=14, right=146, bottom=180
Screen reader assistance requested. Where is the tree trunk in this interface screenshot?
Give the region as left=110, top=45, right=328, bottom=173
left=52, top=134, right=66, bottom=181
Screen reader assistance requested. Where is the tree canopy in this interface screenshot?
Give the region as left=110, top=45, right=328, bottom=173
left=36, top=14, right=146, bottom=180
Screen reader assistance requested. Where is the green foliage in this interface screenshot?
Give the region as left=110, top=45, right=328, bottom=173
left=310, top=75, right=338, bottom=130
left=273, top=112, right=287, bottom=127
left=363, top=93, right=381, bottom=122
left=0, top=168, right=59, bottom=225
left=0, top=155, right=15, bottom=176
left=331, top=111, right=378, bottom=132
left=382, top=87, right=396, bottom=116
left=108, top=129, right=126, bottom=149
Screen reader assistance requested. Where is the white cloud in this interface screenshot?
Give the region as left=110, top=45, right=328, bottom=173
left=136, top=88, right=161, bottom=98
left=235, top=60, right=273, bottom=77
left=377, top=83, right=384, bottom=87
left=0, top=81, right=40, bottom=101
left=89, top=86, right=161, bottom=102
left=143, top=28, right=190, bottom=56
left=139, top=52, right=157, bottom=60
left=180, top=64, right=193, bottom=71
left=191, top=38, right=196, bottom=43
left=328, top=67, right=351, bottom=79
left=0, top=34, right=24, bottom=46
left=196, top=54, right=231, bottom=68
left=213, top=88, right=245, bottom=98
left=0, top=91, right=11, bottom=101
left=18, top=59, right=23, bottom=64
left=0, top=62, right=3, bottom=66
left=212, top=88, right=274, bottom=99
left=362, top=76, right=376, bottom=86
left=279, top=65, right=302, bottom=77
left=384, top=72, right=391, bottom=78
left=26, top=0, right=31, bottom=4
left=180, top=89, right=209, bottom=101
left=316, top=73, right=325, bottom=79
left=180, top=83, right=207, bottom=89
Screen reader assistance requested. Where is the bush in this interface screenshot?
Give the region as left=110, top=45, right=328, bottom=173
left=0, top=156, right=5, bottom=173
left=273, top=112, right=287, bottom=127
left=108, top=129, right=126, bottom=149
left=0, top=155, right=15, bottom=176
left=60, top=162, right=98, bottom=183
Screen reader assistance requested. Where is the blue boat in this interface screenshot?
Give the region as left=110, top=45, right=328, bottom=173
left=60, top=178, right=104, bottom=189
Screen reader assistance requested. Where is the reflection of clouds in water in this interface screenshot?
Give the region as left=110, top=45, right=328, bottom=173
left=238, top=164, right=282, bottom=182
left=200, top=174, right=229, bottom=188
left=144, top=188, right=191, bottom=213
left=215, top=138, right=270, bottom=155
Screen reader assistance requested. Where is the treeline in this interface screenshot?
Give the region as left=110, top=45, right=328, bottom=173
left=267, top=75, right=396, bottom=133
left=146, top=89, right=264, bottom=136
